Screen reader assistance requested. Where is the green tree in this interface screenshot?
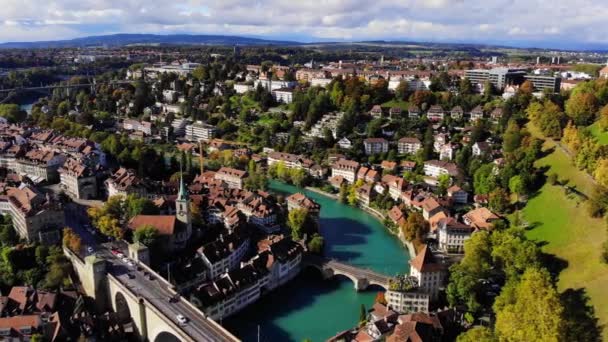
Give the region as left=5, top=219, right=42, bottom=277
left=488, top=188, right=509, bottom=213
left=400, top=212, right=429, bottom=242
left=307, top=234, right=324, bottom=254
left=456, top=326, right=496, bottom=342
left=359, top=303, right=367, bottom=324
left=133, top=225, right=160, bottom=247
left=494, top=267, right=564, bottom=342
left=0, top=104, right=26, bottom=123
left=287, top=208, right=309, bottom=240
left=509, top=175, right=526, bottom=202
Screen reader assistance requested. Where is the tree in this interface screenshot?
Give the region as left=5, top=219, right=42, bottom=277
left=133, top=225, right=160, bottom=247
left=400, top=212, right=428, bottom=242
left=375, top=292, right=387, bottom=305
left=502, top=120, right=522, bottom=153
left=494, top=267, right=564, bottom=342
left=473, top=164, right=496, bottom=195
left=509, top=175, right=526, bottom=202
left=287, top=208, right=309, bottom=240
left=0, top=104, right=26, bottom=123
left=599, top=104, right=608, bottom=131
left=62, top=228, right=82, bottom=254
left=565, top=92, right=598, bottom=125
left=488, top=188, right=509, bottom=213
left=395, top=81, right=409, bottom=101
left=359, top=304, right=367, bottom=324
left=456, top=326, right=496, bottom=342
left=593, top=158, right=608, bottom=187
left=520, top=80, right=534, bottom=94
left=307, top=234, right=324, bottom=254
left=562, top=121, right=581, bottom=152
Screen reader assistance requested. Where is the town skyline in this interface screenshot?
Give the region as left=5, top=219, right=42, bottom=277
left=1, top=1, right=608, bottom=50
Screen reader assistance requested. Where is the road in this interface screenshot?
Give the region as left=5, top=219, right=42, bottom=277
left=64, top=204, right=237, bottom=342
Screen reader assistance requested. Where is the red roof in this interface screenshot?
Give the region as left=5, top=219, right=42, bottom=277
left=128, top=215, right=176, bottom=236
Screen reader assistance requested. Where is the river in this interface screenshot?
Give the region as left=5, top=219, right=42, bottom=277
left=224, top=181, right=410, bottom=342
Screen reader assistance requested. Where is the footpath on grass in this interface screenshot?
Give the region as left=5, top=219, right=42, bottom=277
left=525, top=124, right=608, bottom=339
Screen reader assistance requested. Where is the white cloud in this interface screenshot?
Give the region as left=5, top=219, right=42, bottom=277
left=0, top=0, right=606, bottom=48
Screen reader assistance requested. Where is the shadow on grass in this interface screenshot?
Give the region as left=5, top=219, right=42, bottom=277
left=560, top=288, right=604, bottom=342
left=538, top=251, right=569, bottom=281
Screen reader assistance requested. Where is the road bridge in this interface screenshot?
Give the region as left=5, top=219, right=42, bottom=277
left=303, top=255, right=392, bottom=291
left=65, top=246, right=239, bottom=342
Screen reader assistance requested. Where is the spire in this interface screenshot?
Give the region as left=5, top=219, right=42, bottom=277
left=178, top=161, right=187, bottom=201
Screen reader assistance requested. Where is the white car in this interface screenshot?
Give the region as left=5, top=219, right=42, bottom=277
left=116, top=253, right=124, bottom=259
left=122, top=257, right=129, bottom=264
left=176, top=314, right=188, bottom=324
left=127, top=261, right=135, bottom=267
left=87, top=246, right=94, bottom=253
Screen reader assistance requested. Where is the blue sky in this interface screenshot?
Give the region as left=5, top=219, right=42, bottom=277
left=1, top=0, right=607, bottom=50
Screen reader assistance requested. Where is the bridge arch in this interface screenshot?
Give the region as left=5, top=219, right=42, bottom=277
left=115, top=292, right=132, bottom=323
left=153, top=331, right=182, bottom=342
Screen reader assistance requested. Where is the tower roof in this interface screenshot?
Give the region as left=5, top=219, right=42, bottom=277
left=177, top=164, right=188, bottom=201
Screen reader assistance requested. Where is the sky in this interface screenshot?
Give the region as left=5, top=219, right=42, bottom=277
left=1, top=0, right=608, bottom=50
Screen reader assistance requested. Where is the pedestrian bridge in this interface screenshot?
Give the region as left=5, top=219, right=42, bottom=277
left=303, top=255, right=392, bottom=290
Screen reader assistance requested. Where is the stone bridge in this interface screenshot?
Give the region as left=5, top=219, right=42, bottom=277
left=65, top=247, right=239, bottom=342
left=303, top=255, right=392, bottom=291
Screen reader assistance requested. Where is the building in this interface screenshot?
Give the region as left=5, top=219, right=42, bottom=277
left=185, top=122, right=217, bottom=142
left=426, top=105, right=444, bottom=121
left=463, top=207, right=500, bottom=230
left=408, top=105, right=421, bottom=118
left=364, top=138, right=389, bottom=155
left=272, top=88, right=294, bottom=104
left=337, top=137, right=352, bottom=149
left=398, top=137, right=421, bottom=155
left=356, top=184, right=376, bottom=206
left=450, top=106, right=464, bottom=119
left=127, top=174, right=192, bottom=250
left=600, top=65, right=608, bottom=79
left=370, top=105, right=383, bottom=118
left=447, top=185, right=468, bottom=204
left=437, top=218, right=474, bottom=253
left=286, top=193, right=320, bottom=221
left=465, top=67, right=527, bottom=90
left=233, top=83, right=253, bottom=94
left=0, top=186, right=64, bottom=243
left=423, top=160, right=459, bottom=178
left=472, top=141, right=492, bottom=157
left=14, top=149, right=67, bottom=183
left=58, top=158, right=97, bottom=199
left=198, top=236, right=303, bottom=320
left=105, top=168, right=148, bottom=198
left=214, top=167, right=247, bottom=190
left=409, top=245, right=445, bottom=300
left=524, top=74, right=561, bottom=92
left=331, top=159, right=360, bottom=183
left=470, top=105, right=484, bottom=121
left=197, top=232, right=250, bottom=280
left=386, top=278, right=430, bottom=314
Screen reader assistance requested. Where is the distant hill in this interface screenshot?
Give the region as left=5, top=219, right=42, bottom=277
left=0, top=33, right=301, bottom=49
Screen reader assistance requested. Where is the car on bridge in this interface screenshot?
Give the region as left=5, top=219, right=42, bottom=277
left=176, top=314, right=188, bottom=325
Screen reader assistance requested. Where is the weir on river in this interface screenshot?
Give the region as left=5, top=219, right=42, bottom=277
left=224, top=181, right=410, bottom=342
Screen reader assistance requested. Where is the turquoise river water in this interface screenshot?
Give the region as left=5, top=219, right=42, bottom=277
left=224, top=181, right=410, bottom=342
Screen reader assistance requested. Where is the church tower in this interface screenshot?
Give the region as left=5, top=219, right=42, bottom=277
left=176, top=169, right=192, bottom=240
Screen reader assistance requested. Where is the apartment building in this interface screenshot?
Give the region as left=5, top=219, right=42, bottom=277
left=331, top=159, right=360, bottom=183
left=409, top=245, right=446, bottom=300
left=272, top=88, right=294, bottom=104
left=197, top=232, right=250, bottom=280
left=58, top=158, right=97, bottom=199
left=0, top=186, right=64, bottom=243
left=398, top=137, right=421, bottom=155
left=185, top=121, right=217, bottom=142
left=363, top=138, right=389, bottom=155
left=214, top=167, right=248, bottom=190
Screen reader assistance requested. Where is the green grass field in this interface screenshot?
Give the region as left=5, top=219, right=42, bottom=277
left=381, top=99, right=409, bottom=111
left=524, top=125, right=608, bottom=338
left=588, top=122, right=608, bottom=145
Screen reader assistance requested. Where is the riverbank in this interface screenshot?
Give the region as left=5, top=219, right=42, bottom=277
left=225, top=180, right=411, bottom=342
left=305, top=185, right=417, bottom=258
